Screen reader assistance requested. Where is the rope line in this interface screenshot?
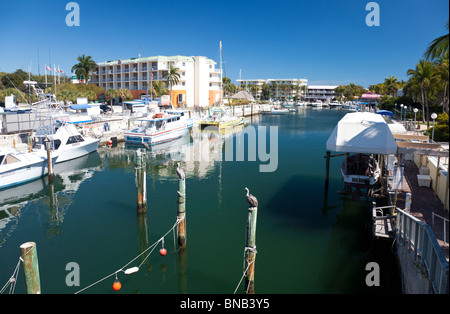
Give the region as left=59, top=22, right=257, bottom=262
left=0, top=258, right=21, bottom=294
left=75, top=218, right=182, bottom=294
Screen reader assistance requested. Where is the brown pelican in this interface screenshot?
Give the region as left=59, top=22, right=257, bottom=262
left=176, top=162, right=185, bottom=180
left=244, top=187, right=258, bottom=207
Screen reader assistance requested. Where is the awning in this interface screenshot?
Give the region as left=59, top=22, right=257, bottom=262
left=326, top=112, right=397, bottom=154
left=376, top=110, right=394, bottom=116
left=230, top=90, right=255, bottom=100
left=361, top=92, right=381, bottom=99
left=70, top=104, right=91, bottom=110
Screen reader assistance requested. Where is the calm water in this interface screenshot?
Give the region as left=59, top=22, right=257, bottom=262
left=0, top=108, right=401, bottom=294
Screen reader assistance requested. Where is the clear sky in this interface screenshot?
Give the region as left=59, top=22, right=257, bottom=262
left=0, top=0, right=448, bottom=88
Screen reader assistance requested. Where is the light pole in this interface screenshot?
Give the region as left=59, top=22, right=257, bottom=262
left=414, top=108, right=418, bottom=134
left=394, top=103, right=397, bottom=118
left=431, top=112, right=437, bottom=142
left=400, top=104, right=404, bottom=122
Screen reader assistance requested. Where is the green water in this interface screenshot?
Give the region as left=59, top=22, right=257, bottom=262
left=0, top=108, right=401, bottom=294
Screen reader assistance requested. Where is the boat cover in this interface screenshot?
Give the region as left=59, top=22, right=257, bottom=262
left=326, top=112, right=397, bottom=154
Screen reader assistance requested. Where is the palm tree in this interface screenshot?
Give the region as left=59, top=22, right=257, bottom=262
left=165, top=63, right=181, bottom=105
left=151, top=81, right=169, bottom=97
left=71, top=54, right=97, bottom=85
left=435, top=52, right=449, bottom=113
left=407, top=60, right=439, bottom=127
left=424, top=20, right=449, bottom=60
left=57, top=90, right=73, bottom=108
left=384, top=76, right=400, bottom=97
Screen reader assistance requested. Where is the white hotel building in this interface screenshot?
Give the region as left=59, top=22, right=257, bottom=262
left=236, top=78, right=308, bottom=100
left=90, top=55, right=222, bottom=107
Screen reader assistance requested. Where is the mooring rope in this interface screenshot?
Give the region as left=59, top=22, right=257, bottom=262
left=75, top=218, right=182, bottom=294
left=0, top=258, right=22, bottom=294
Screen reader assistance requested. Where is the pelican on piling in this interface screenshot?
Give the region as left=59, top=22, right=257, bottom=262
left=244, top=187, right=258, bottom=208
left=176, top=162, right=185, bottom=181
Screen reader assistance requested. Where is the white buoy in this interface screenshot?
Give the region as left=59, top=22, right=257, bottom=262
left=124, top=267, right=139, bottom=274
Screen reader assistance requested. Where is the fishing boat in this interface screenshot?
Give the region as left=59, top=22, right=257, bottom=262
left=340, top=153, right=380, bottom=186
left=165, top=109, right=194, bottom=128
left=198, top=114, right=244, bottom=129
left=310, top=100, right=323, bottom=108
left=124, top=112, right=192, bottom=146
left=33, top=123, right=100, bottom=163
left=0, top=147, right=55, bottom=190
left=271, top=106, right=289, bottom=115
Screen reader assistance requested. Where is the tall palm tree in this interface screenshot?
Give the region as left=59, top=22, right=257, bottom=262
left=165, top=63, right=181, bottom=105
left=407, top=60, right=439, bottom=127
left=435, top=51, right=449, bottom=113
left=424, top=20, right=449, bottom=60
left=71, top=54, right=97, bottom=85
left=384, top=76, right=400, bottom=97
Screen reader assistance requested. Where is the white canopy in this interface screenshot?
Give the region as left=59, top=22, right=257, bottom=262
left=326, top=112, right=397, bottom=154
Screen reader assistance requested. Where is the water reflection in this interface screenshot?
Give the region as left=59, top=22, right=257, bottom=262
left=0, top=152, right=102, bottom=245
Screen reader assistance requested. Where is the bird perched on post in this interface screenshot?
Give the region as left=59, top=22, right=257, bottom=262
left=176, top=162, right=185, bottom=181
left=244, top=187, right=258, bottom=208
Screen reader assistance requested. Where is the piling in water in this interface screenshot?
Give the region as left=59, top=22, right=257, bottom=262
left=176, top=163, right=186, bottom=248
left=135, top=149, right=147, bottom=214
left=20, top=242, right=41, bottom=294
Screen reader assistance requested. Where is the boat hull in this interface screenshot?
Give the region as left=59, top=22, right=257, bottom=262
left=55, top=138, right=100, bottom=163
left=124, top=126, right=190, bottom=146
left=0, top=153, right=51, bottom=190
left=199, top=117, right=244, bottom=129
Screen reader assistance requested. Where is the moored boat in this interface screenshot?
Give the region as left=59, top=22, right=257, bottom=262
left=0, top=147, right=55, bottom=190
left=124, top=112, right=192, bottom=146
left=34, top=123, right=100, bottom=163
left=341, top=153, right=380, bottom=186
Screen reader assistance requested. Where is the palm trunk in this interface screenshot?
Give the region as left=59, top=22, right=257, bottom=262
left=421, top=85, right=426, bottom=123
left=425, top=88, right=430, bottom=128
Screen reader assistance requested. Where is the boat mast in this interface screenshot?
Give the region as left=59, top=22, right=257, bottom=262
left=219, top=41, right=223, bottom=106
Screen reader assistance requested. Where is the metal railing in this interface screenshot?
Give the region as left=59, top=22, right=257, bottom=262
left=396, top=208, right=449, bottom=294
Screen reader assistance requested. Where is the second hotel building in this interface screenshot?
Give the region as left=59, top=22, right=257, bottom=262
left=91, top=55, right=222, bottom=107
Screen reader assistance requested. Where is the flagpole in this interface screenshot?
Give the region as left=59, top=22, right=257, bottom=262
left=58, top=65, right=61, bottom=85
left=45, top=65, right=47, bottom=89
left=54, top=64, right=57, bottom=94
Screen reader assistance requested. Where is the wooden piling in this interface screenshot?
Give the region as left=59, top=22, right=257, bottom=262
left=45, top=141, right=54, bottom=183
left=19, top=242, right=41, bottom=294
left=245, top=205, right=258, bottom=294
left=176, top=164, right=186, bottom=248
left=325, top=151, right=330, bottom=190
left=135, top=149, right=147, bottom=214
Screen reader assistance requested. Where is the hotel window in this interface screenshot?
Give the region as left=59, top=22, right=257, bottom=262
left=182, top=62, right=185, bottom=66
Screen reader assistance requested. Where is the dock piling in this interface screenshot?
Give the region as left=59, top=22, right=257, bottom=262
left=176, top=163, right=186, bottom=248
left=45, top=140, right=54, bottom=183
left=244, top=188, right=258, bottom=294
left=135, top=149, right=147, bottom=214
left=19, top=242, right=41, bottom=294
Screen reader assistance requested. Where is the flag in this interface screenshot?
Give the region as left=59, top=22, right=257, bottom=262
left=45, top=65, right=51, bottom=71
left=59, top=69, right=64, bottom=73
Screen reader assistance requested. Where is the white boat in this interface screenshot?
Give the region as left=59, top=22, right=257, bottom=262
left=310, top=100, right=323, bottom=107
left=165, top=109, right=194, bottom=128
left=329, top=101, right=341, bottom=108
left=124, top=112, right=192, bottom=146
left=0, top=147, right=55, bottom=190
left=295, top=102, right=307, bottom=107
left=271, top=107, right=289, bottom=115
left=34, top=123, right=100, bottom=164
left=341, top=153, right=381, bottom=186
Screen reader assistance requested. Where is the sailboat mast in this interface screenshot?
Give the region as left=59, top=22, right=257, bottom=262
left=219, top=41, right=223, bottom=105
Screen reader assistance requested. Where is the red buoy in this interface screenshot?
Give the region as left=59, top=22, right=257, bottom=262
left=112, top=279, right=121, bottom=291
left=159, top=248, right=167, bottom=256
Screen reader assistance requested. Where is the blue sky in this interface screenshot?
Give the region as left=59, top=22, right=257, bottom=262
left=0, top=0, right=448, bottom=88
